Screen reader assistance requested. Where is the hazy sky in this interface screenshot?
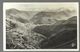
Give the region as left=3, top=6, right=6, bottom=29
left=3, top=2, right=78, bottom=11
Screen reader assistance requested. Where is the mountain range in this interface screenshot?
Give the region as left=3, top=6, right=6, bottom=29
left=33, top=16, right=77, bottom=49
left=6, top=8, right=77, bottom=49
left=6, top=8, right=76, bottom=24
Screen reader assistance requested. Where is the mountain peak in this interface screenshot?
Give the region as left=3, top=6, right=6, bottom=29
left=6, top=8, right=20, bottom=14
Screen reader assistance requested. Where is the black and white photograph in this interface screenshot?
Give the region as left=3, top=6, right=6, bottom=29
left=3, top=2, right=79, bottom=51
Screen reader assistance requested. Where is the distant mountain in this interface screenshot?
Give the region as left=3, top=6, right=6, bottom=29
left=6, top=8, right=76, bottom=24
left=6, top=8, right=21, bottom=15
left=30, top=8, right=76, bottom=24
left=6, top=8, right=39, bottom=23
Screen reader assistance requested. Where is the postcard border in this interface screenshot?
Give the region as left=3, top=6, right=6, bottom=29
left=3, top=2, right=79, bottom=51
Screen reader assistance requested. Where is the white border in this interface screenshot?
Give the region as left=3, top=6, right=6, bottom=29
left=3, top=2, right=79, bottom=51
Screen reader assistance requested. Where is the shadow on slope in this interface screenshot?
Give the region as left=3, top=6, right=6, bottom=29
left=33, top=16, right=77, bottom=49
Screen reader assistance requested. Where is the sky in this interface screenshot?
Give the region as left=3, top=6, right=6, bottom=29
left=3, top=2, right=78, bottom=11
